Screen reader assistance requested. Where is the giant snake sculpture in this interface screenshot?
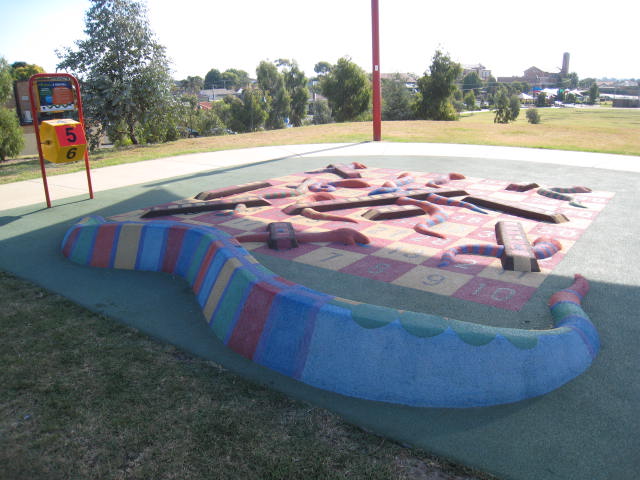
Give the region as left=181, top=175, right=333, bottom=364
left=61, top=216, right=599, bottom=408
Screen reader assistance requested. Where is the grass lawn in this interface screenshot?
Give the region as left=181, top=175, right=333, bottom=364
left=0, top=271, right=496, bottom=480
left=2, top=107, right=639, bottom=185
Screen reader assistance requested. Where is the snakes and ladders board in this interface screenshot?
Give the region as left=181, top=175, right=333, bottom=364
left=110, top=167, right=614, bottom=311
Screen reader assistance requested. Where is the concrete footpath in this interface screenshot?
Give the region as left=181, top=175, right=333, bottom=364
left=2, top=142, right=639, bottom=210
left=1, top=143, right=639, bottom=480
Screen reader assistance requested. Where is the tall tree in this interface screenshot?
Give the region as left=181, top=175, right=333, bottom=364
left=256, top=61, right=290, bottom=129
left=0, top=57, right=13, bottom=101
left=222, top=69, right=250, bottom=90
left=10, top=62, right=44, bottom=81
left=279, top=60, right=309, bottom=127
left=242, top=86, right=269, bottom=132
left=415, top=50, right=461, bottom=121
left=57, top=0, right=177, bottom=147
left=463, top=90, right=476, bottom=111
left=568, top=72, right=579, bottom=89
left=178, top=76, right=204, bottom=95
left=462, top=71, right=482, bottom=95
left=319, top=57, right=370, bottom=122
left=493, top=86, right=520, bottom=123
left=309, top=100, right=332, bottom=124
left=382, top=73, right=414, bottom=121
left=204, top=68, right=222, bottom=89
left=314, top=61, right=332, bottom=76
left=588, top=83, right=599, bottom=105
left=216, top=88, right=268, bottom=133
left=0, top=57, right=24, bottom=161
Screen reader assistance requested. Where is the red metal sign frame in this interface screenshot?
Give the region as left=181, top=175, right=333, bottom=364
left=28, top=73, right=94, bottom=208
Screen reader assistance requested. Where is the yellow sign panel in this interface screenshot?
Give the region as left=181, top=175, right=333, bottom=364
left=40, top=119, right=87, bottom=164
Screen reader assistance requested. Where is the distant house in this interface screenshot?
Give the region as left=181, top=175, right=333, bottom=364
left=498, top=66, right=557, bottom=88
left=198, top=88, right=240, bottom=102
left=11, top=80, right=34, bottom=125
left=462, top=64, right=492, bottom=82
left=380, top=73, right=419, bottom=93
left=612, top=98, right=640, bottom=108
left=497, top=53, right=573, bottom=88
left=523, top=67, right=556, bottom=87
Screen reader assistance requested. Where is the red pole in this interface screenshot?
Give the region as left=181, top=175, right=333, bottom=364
left=28, top=75, right=52, bottom=208
left=371, top=0, right=382, bottom=141
left=69, top=75, right=94, bottom=199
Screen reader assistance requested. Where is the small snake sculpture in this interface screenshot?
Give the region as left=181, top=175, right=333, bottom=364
left=537, top=188, right=587, bottom=208
left=425, top=172, right=466, bottom=188
left=438, top=236, right=562, bottom=267
left=396, top=197, right=449, bottom=239
left=368, top=176, right=415, bottom=195
left=309, top=178, right=371, bottom=193
left=300, top=208, right=359, bottom=223
left=422, top=192, right=487, bottom=214
left=549, top=186, right=592, bottom=194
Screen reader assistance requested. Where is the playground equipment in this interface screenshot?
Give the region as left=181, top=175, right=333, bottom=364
left=28, top=73, right=93, bottom=208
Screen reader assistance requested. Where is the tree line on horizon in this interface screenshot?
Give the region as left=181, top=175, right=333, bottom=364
left=0, top=0, right=609, bottom=157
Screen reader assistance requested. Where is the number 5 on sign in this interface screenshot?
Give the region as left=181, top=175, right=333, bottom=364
left=40, top=119, right=87, bottom=164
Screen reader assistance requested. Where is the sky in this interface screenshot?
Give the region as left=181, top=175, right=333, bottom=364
left=1, top=0, right=638, bottom=81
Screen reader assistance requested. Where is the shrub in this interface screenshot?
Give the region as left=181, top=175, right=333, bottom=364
left=493, top=88, right=520, bottom=124
left=310, top=100, right=333, bottom=125
left=526, top=108, right=541, bottom=124
left=0, top=108, right=24, bottom=161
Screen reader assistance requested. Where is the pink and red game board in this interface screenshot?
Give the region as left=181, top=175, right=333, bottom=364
left=111, top=166, right=613, bottom=311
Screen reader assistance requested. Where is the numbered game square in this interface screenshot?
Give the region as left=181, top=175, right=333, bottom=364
left=466, top=226, right=498, bottom=243
left=490, top=191, right=528, bottom=202
left=220, top=216, right=271, bottom=232
left=467, top=181, right=508, bottom=192
left=402, top=234, right=458, bottom=249
left=362, top=224, right=413, bottom=242
left=340, top=256, right=416, bottom=283
left=423, top=251, right=495, bottom=275
left=294, top=247, right=365, bottom=271
left=393, top=265, right=473, bottom=296
left=478, top=261, right=547, bottom=288
left=435, top=221, right=481, bottom=238
left=289, top=216, right=330, bottom=229
left=373, top=242, right=440, bottom=265
left=530, top=223, right=584, bottom=241
left=558, top=208, right=598, bottom=224
left=453, top=277, right=536, bottom=311
left=254, top=242, right=320, bottom=259
left=266, top=174, right=307, bottom=185
left=447, top=212, right=494, bottom=227
left=251, top=208, right=292, bottom=222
